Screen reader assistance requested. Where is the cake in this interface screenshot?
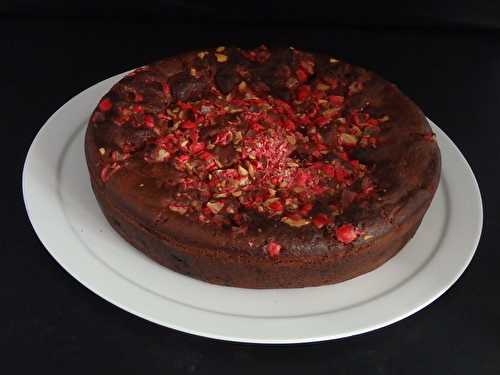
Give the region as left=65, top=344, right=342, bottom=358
left=85, top=45, right=441, bottom=288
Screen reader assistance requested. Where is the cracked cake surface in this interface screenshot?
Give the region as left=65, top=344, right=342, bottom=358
left=85, top=45, right=441, bottom=288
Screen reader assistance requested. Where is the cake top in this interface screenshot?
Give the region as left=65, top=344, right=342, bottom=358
left=88, top=45, right=438, bottom=257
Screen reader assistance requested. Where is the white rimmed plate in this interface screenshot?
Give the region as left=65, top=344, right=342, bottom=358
left=23, top=73, right=483, bottom=343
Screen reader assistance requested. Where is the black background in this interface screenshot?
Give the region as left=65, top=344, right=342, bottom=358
left=3, top=2, right=500, bottom=373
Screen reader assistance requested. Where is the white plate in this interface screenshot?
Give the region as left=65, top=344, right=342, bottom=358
left=23, top=72, right=483, bottom=344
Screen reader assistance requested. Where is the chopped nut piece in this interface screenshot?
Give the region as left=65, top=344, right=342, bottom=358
left=284, top=198, right=299, bottom=210
left=228, top=107, right=243, bottom=114
left=197, top=51, right=209, bottom=59
left=316, top=83, right=330, bottom=91
left=322, top=108, right=339, bottom=118
left=247, top=163, right=256, bottom=178
left=286, top=77, right=299, bottom=90
left=363, top=235, right=374, bottom=240
left=215, top=53, right=228, bottom=63
left=238, top=81, right=247, bottom=92
left=169, top=204, right=188, bottom=215
left=207, top=201, right=224, bottom=214
left=156, top=148, right=170, bottom=161
left=233, top=131, right=243, bottom=144
left=191, top=201, right=202, bottom=209
left=282, top=216, right=310, bottom=227
left=340, top=133, right=358, bottom=146
left=99, top=147, right=106, bottom=155
left=238, top=165, right=248, bottom=176
left=329, top=57, right=339, bottom=63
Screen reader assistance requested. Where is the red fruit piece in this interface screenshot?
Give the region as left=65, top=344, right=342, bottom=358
left=423, top=133, right=436, bottom=142
left=335, top=165, right=349, bottom=182
left=250, top=122, right=265, bottom=132
left=299, top=59, right=315, bottom=75
left=199, top=151, right=214, bottom=161
left=294, top=170, right=311, bottom=187
left=363, top=185, right=374, bottom=195
left=177, top=101, right=193, bottom=110
left=100, top=162, right=121, bottom=182
left=315, top=115, right=330, bottom=127
left=98, top=98, right=112, bottom=112
left=350, top=159, right=360, bottom=169
left=296, top=68, right=308, bottom=82
left=214, top=129, right=233, bottom=145
left=266, top=241, right=281, bottom=257
left=176, top=154, right=190, bottom=163
left=337, top=152, right=349, bottom=161
left=190, top=142, right=205, bottom=154
left=268, top=200, right=284, bottom=212
left=336, top=224, right=358, bottom=244
left=328, top=95, right=344, bottom=105
left=181, top=121, right=197, bottom=129
left=312, top=214, right=330, bottom=229
left=299, top=203, right=313, bottom=215
left=134, top=93, right=144, bottom=102
left=322, top=164, right=336, bottom=177
left=282, top=119, right=296, bottom=131
left=241, top=50, right=257, bottom=61
left=162, top=82, right=171, bottom=96
left=175, top=155, right=190, bottom=170
left=296, top=85, right=311, bottom=101
left=143, top=114, right=155, bottom=128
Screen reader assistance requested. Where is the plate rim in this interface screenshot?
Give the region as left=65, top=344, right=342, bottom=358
left=23, top=72, right=483, bottom=344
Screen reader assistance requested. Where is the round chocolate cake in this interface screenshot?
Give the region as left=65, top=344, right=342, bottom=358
left=85, top=45, right=440, bottom=288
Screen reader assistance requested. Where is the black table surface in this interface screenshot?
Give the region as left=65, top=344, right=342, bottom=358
left=3, top=18, right=499, bottom=374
